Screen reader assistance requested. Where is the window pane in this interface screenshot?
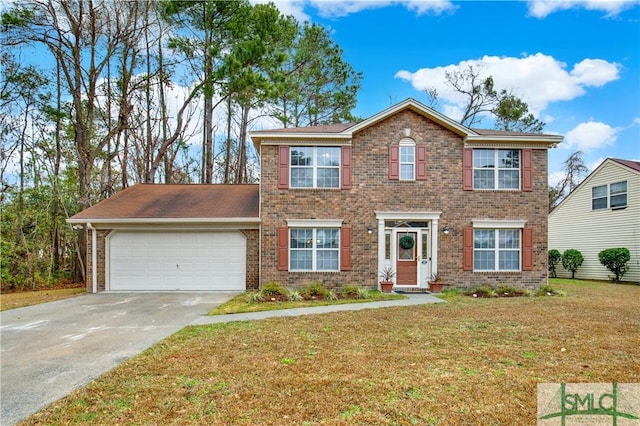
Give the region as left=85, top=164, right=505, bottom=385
left=317, top=250, right=338, bottom=270
left=499, top=250, right=520, bottom=270
left=610, top=181, right=627, bottom=194
left=290, top=229, right=312, bottom=248
left=474, top=250, right=495, bottom=270
left=400, top=146, right=414, bottom=162
left=592, top=185, right=607, bottom=210
left=474, top=169, right=494, bottom=189
left=317, top=147, right=340, bottom=167
left=498, top=150, right=519, bottom=169
left=290, top=251, right=312, bottom=270
left=474, top=230, right=495, bottom=249
left=291, top=148, right=313, bottom=166
left=499, top=230, right=520, bottom=249
left=592, top=197, right=608, bottom=210
left=499, top=170, right=519, bottom=189
left=400, top=164, right=414, bottom=180
left=474, top=149, right=494, bottom=169
left=317, top=168, right=339, bottom=188
left=291, top=168, right=313, bottom=188
left=610, top=194, right=627, bottom=208
left=316, top=229, right=338, bottom=248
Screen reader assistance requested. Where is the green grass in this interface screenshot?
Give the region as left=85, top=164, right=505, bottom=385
left=20, top=278, right=640, bottom=425
left=208, top=289, right=406, bottom=315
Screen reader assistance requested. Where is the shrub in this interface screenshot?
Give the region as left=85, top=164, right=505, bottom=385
left=247, top=291, right=264, bottom=304
left=561, top=249, right=584, bottom=279
left=548, top=249, right=561, bottom=278
left=598, top=248, right=631, bottom=282
left=261, top=282, right=287, bottom=296
left=467, top=285, right=495, bottom=298
left=286, top=290, right=303, bottom=302
left=340, top=285, right=361, bottom=298
left=301, top=281, right=329, bottom=298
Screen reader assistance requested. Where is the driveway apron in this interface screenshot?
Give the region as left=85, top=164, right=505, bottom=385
left=0, top=292, right=235, bottom=426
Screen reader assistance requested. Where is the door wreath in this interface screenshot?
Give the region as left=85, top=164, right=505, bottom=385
left=399, top=234, right=414, bottom=249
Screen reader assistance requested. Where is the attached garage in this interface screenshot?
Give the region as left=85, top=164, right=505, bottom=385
left=67, top=184, right=260, bottom=293
left=109, top=231, right=246, bottom=291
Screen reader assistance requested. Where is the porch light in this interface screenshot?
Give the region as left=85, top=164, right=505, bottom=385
left=367, top=226, right=373, bottom=235
left=443, top=226, right=450, bottom=235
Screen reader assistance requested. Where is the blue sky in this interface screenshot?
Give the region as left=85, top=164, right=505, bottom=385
left=264, top=0, right=640, bottom=184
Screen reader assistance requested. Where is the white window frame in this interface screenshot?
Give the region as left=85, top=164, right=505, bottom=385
left=472, top=219, right=525, bottom=272
left=593, top=181, right=628, bottom=210
left=473, top=149, right=520, bottom=190
left=290, top=146, right=341, bottom=189
left=287, top=220, right=341, bottom=272
left=399, top=138, right=415, bottom=181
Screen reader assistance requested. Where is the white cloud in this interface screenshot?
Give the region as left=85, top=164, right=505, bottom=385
left=308, top=0, right=456, bottom=18
left=250, top=0, right=310, bottom=21
left=526, top=0, right=637, bottom=18
left=587, top=157, right=606, bottom=172
left=563, top=121, right=619, bottom=151
left=395, top=53, right=620, bottom=118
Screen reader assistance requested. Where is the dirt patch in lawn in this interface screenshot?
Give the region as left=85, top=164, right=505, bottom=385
left=19, top=279, right=640, bottom=425
left=0, top=286, right=85, bottom=311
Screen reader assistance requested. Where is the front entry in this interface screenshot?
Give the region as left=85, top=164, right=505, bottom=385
left=396, top=232, right=418, bottom=285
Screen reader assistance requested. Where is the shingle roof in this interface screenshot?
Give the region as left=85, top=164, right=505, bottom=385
left=611, top=158, right=640, bottom=173
left=68, top=184, right=259, bottom=222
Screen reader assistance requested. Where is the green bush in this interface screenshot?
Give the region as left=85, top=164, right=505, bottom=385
left=261, top=282, right=287, bottom=296
left=300, top=281, right=329, bottom=298
left=548, top=249, right=561, bottom=278
left=561, top=249, right=584, bottom=279
left=598, top=248, right=631, bottom=282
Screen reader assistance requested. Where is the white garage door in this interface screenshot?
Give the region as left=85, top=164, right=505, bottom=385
left=109, top=231, right=246, bottom=291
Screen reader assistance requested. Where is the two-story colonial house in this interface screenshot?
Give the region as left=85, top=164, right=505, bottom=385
left=69, top=99, right=562, bottom=292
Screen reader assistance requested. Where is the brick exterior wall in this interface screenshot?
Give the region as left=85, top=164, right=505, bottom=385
left=260, top=109, right=549, bottom=290
left=86, top=229, right=110, bottom=292
left=241, top=229, right=260, bottom=290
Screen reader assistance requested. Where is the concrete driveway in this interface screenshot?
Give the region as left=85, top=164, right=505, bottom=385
left=0, top=292, right=235, bottom=426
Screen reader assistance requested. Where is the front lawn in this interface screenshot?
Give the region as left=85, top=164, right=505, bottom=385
left=0, top=287, right=85, bottom=311
left=20, top=279, right=640, bottom=425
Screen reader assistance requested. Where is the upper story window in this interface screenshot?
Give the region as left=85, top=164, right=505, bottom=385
left=290, top=147, right=340, bottom=188
left=473, top=149, right=520, bottom=190
left=399, top=139, right=415, bottom=181
left=592, top=181, right=627, bottom=210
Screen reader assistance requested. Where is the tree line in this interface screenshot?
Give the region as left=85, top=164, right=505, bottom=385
left=1, top=0, right=362, bottom=289
left=1, top=0, right=572, bottom=290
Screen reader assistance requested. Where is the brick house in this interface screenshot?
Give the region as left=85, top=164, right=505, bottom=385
left=69, top=99, right=561, bottom=292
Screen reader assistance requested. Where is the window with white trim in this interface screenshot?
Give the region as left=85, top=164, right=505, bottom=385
left=290, top=147, right=340, bottom=188
left=290, top=228, right=339, bottom=271
left=592, top=181, right=627, bottom=210
left=399, top=139, right=415, bottom=181
left=474, top=229, right=521, bottom=271
left=473, top=149, right=520, bottom=190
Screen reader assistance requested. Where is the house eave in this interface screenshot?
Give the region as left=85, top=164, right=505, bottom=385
left=66, top=217, right=261, bottom=225
left=465, top=134, right=563, bottom=148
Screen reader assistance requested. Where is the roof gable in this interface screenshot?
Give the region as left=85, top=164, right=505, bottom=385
left=549, top=158, right=639, bottom=215
left=68, top=184, right=259, bottom=223
left=250, top=98, right=562, bottom=148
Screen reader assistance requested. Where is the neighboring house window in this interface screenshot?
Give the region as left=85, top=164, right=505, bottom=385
left=277, top=223, right=352, bottom=272
left=472, top=149, right=520, bottom=190
left=463, top=221, right=533, bottom=272
left=290, top=147, right=340, bottom=188
left=399, top=140, right=415, bottom=181
left=290, top=228, right=339, bottom=271
left=593, top=181, right=628, bottom=210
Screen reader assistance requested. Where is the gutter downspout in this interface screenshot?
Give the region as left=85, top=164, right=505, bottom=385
left=87, top=223, right=97, bottom=293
